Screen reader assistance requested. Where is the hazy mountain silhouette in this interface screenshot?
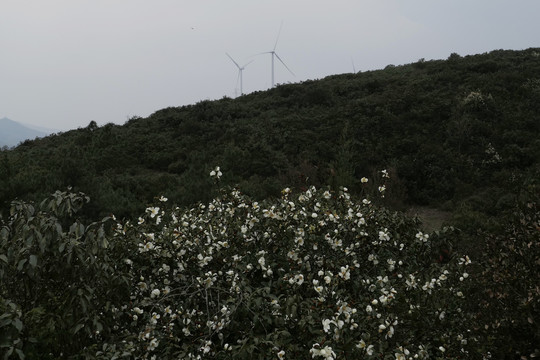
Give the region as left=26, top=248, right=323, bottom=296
left=0, top=117, right=50, bottom=148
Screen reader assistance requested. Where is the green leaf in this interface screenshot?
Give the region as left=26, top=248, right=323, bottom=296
left=16, top=259, right=27, bottom=271
left=80, top=296, right=88, bottom=313
left=38, top=235, right=46, bottom=253
left=0, top=318, right=11, bottom=328
left=12, top=318, right=23, bottom=332
left=95, top=320, right=103, bottom=332
left=72, top=323, right=85, bottom=335
left=0, top=254, right=7, bottom=264
left=29, top=255, right=37, bottom=268
left=15, top=348, right=25, bottom=360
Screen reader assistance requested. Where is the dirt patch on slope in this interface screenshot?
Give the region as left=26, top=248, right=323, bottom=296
left=406, top=206, right=453, bottom=233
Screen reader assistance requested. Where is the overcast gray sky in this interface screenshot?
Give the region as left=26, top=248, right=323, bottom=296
left=1, top=0, right=539, bottom=131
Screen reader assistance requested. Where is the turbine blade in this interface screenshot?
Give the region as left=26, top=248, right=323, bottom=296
left=249, top=51, right=272, bottom=58
left=275, top=52, right=295, bottom=77
left=273, top=21, right=284, bottom=51
left=242, top=59, right=255, bottom=69
left=226, top=52, right=241, bottom=69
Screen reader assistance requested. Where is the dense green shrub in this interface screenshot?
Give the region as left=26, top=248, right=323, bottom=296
left=461, top=182, right=539, bottom=359
left=0, top=190, right=130, bottom=358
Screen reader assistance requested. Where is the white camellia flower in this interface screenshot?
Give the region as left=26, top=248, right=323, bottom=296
left=356, top=339, right=367, bottom=349
left=338, top=265, right=350, bottom=280
left=379, top=229, right=390, bottom=241
left=416, top=231, right=429, bottom=242
left=366, top=344, right=374, bottom=355
left=322, top=318, right=333, bottom=333
left=201, top=340, right=212, bottom=354
left=150, top=312, right=161, bottom=325
left=310, top=344, right=336, bottom=360
left=319, top=346, right=336, bottom=359
left=147, top=206, right=160, bottom=218
left=210, top=166, right=222, bottom=179
left=148, top=338, right=159, bottom=351
left=356, top=339, right=374, bottom=355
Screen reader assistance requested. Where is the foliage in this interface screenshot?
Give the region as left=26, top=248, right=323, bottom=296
left=0, top=190, right=130, bottom=358
left=1, top=170, right=538, bottom=359
left=1, top=48, right=539, bottom=221
left=460, top=176, right=540, bottom=359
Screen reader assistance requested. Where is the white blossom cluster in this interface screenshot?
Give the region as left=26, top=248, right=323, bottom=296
left=104, top=169, right=474, bottom=359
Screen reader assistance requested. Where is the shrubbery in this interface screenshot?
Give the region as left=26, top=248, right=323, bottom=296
left=0, top=190, right=130, bottom=358
left=1, top=170, right=538, bottom=359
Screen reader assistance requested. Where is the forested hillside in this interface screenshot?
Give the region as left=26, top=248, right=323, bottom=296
left=1, top=48, right=539, bottom=221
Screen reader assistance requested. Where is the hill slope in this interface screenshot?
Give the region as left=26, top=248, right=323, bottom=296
left=1, top=48, right=539, bottom=219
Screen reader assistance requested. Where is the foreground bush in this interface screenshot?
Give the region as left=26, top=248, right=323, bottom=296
left=462, top=185, right=539, bottom=359
left=91, top=171, right=476, bottom=359
left=2, top=170, right=537, bottom=359
left=0, top=190, right=129, bottom=358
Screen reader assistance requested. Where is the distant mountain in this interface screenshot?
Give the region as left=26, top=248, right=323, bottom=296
left=0, top=117, right=50, bottom=148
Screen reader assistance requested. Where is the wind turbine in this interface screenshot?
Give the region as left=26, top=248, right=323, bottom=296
left=258, top=22, right=295, bottom=87
left=226, top=53, right=253, bottom=96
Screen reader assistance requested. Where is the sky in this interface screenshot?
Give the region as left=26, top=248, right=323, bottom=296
left=1, top=1, right=539, bottom=132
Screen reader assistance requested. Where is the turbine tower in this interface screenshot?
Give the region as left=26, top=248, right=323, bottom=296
left=226, top=53, right=253, bottom=96
left=260, top=22, right=295, bottom=87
